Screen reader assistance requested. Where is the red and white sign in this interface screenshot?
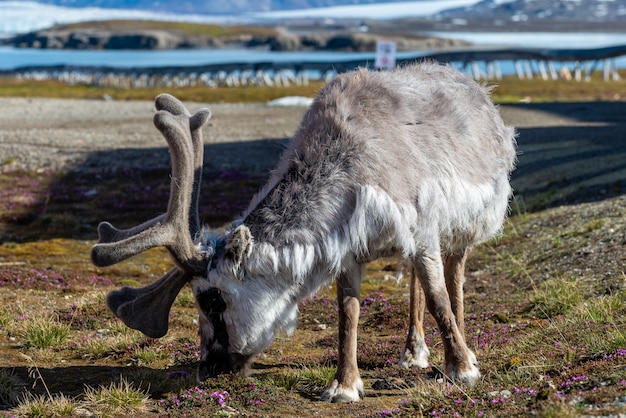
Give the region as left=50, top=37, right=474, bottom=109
left=375, top=40, right=396, bottom=70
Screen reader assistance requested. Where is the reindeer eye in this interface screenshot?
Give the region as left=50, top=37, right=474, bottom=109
left=197, top=287, right=226, bottom=314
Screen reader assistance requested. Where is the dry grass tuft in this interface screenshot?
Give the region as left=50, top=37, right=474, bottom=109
left=82, top=377, right=150, bottom=417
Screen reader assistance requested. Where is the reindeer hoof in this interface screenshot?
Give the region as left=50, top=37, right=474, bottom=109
left=399, top=344, right=430, bottom=369
left=445, top=362, right=481, bottom=386
left=320, top=379, right=363, bottom=403
left=468, top=349, right=479, bottom=367
left=399, top=325, right=430, bottom=369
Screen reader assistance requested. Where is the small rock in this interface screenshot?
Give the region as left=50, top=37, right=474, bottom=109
left=488, top=390, right=512, bottom=398
left=372, top=378, right=415, bottom=390
left=372, top=379, right=394, bottom=390
left=74, top=407, right=94, bottom=417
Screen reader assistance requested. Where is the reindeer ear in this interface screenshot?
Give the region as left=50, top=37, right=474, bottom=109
left=223, top=225, right=253, bottom=272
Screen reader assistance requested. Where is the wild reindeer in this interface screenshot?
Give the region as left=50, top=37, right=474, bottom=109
left=91, top=62, right=516, bottom=403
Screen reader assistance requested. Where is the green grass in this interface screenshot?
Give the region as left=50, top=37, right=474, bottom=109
left=133, top=347, right=169, bottom=365
left=264, top=369, right=303, bottom=391
left=529, top=276, right=584, bottom=318
left=21, top=316, right=71, bottom=349
left=2, top=70, right=625, bottom=104
left=0, top=76, right=325, bottom=103
left=173, top=287, right=196, bottom=308
left=490, top=75, right=626, bottom=103
left=0, top=307, right=10, bottom=328
left=295, top=365, right=337, bottom=394
left=56, top=19, right=278, bottom=38
left=576, top=292, right=626, bottom=356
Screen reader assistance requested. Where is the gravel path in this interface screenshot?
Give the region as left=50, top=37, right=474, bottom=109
left=0, top=98, right=305, bottom=174
left=1, top=96, right=624, bottom=206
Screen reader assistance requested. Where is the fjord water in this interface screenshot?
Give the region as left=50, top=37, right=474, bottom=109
left=0, top=47, right=381, bottom=70
left=1, top=32, right=626, bottom=73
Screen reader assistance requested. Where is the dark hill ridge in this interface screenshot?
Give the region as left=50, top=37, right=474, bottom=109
left=2, top=22, right=471, bottom=51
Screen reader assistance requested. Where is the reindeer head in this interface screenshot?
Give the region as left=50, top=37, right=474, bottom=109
left=190, top=224, right=260, bottom=380
left=91, top=94, right=258, bottom=380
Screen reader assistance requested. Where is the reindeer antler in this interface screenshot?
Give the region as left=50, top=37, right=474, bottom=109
left=92, top=94, right=207, bottom=246
left=91, top=96, right=211, bottom=275
left=91, top=95, right=212, bottom=338
left=106, top=267, right=188, bottom=338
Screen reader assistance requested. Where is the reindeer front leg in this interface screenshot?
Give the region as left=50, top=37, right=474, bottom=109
left=320, top=265, right=364, bottom=403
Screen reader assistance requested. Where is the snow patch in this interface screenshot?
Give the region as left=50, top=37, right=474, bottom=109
left=0, top=1, right=246, bottom=37
left=267, top=96, right=314, bottom=107
left=250, top=0, right=480, bottom=20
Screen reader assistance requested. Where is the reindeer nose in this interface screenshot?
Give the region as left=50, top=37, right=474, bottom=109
left=197, top=287, right=227, bottom=314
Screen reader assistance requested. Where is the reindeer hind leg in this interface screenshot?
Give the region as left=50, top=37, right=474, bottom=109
left=412, top=250, right=480, bottom=385
left=444, top=249, right=478, bottom=367
left=399, top=264, right=430, bottom=369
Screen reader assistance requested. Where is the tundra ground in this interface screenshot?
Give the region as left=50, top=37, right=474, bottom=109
left=0, top=89, right=625, bottom=417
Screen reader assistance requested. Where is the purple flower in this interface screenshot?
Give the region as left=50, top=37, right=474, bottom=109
left=210, top=390, right=229, bottom=406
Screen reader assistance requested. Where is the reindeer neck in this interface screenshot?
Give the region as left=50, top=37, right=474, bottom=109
left=241, top=121, right=364, bottom=244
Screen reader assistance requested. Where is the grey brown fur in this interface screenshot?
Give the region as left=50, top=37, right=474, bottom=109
left=92, top=62, right=516, bottom=403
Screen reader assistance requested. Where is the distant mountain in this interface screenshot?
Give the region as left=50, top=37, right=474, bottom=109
left=436, top=0, right=626, bottom=23
left=0, top=0, right=481, bottom=37
left=30, top=0, right=410, bottom=15
left=3, top=0, right=625, bottom=37
left=26, top=0, right=626, bottom=23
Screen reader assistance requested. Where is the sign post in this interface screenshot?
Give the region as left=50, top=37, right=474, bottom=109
left=375, top=40, right=397, bottom=70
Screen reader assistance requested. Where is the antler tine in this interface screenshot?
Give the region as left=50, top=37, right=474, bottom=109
left=95, top=215, right=165, bottom=244
left=106, top=267, right=189, bottom=338
left=155, top=93, right=209, bottom=239
left=91, top=106, right=211, bottom=275
left=188, top=111, right=209, bottom=239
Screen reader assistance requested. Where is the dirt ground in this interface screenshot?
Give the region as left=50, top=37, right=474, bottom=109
left=0, top=97, right=624, bottom=209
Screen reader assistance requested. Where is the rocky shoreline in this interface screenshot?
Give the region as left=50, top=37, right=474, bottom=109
left=2, top=27, right=471, bottom=52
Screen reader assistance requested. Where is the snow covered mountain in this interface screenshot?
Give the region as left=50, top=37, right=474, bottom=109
left=437, top=0, right=626, bottom=23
